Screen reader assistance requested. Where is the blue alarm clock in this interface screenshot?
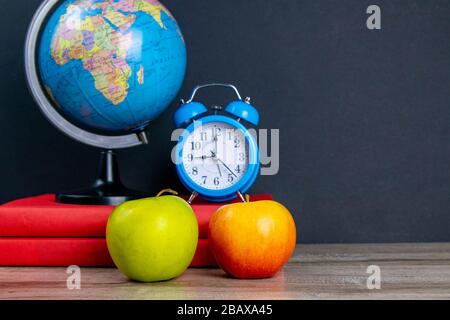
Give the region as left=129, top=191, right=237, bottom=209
left=173, top=84, right=260, bottom=203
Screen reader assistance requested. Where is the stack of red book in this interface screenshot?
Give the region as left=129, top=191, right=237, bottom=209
left=0, top=194, right=271, bottom=267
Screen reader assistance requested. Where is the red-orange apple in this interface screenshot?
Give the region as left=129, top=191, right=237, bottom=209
left=208, top=200, right=296, bottom=279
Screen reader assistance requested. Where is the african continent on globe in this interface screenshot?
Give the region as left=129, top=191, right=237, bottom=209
left=38, top=0, right=186, bottom=133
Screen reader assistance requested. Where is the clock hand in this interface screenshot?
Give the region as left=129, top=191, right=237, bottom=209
left=213, top=132, right=219, bottom=154
left=217, top=163, right=222, bottom=177
left=210, top=150, right=237, bottom=178
left=198, top=136, right=217, bottom=161
left=218, top=158, right=237, bottom=178
left=194, top=155, right=213, bottom=160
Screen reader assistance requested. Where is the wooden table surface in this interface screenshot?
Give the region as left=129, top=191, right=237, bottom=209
left=0, top=243, right=449, bottom=300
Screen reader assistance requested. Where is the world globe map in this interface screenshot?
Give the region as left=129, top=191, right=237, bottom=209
left=38, top=0, right=186, bottom=133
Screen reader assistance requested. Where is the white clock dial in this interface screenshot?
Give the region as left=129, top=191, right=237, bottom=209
left=182, top=122, right=249, bottom=190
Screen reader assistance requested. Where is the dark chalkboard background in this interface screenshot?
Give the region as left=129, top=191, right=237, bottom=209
left=0, top=0, right=449, bottom=243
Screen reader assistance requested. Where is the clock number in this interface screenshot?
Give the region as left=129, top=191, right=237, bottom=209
left=213, top=127, right=222, bottom=137
left=191, top=142, right=201, bottom=150
left=183, top=123, right=250, bottom=191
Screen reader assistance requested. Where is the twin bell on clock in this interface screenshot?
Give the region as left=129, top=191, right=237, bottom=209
left=173, top=84, right=261, bottom=203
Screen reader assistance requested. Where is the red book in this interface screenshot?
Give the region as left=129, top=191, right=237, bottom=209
left=0, top=238, right=216, bottom=267
left=191, top=239, right=217, bottom=267
left=0, top=238, right=113, bottom=267
left=0, top=195, right=112, bottom=238
left=0, top=194, right=272, bottom=238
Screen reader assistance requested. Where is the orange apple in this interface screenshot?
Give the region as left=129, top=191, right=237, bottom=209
left=208, top=200, right=296, bottom=279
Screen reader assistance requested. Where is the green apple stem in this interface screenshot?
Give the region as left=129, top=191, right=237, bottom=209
left=156, top=189, right=179, bottom=197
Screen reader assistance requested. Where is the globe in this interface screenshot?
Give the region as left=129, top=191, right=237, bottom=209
left=37, top=0, right=186, bottom=134
left=24, top=0, right=187, bottom=205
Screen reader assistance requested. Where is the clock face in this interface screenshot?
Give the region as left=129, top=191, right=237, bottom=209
left=182, top=121, right=250, bottom=190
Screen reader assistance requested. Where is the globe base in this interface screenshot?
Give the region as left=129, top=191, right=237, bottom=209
left=56, top=186, right=147, bottom=206
left=56, top=150, right=149, bottom=206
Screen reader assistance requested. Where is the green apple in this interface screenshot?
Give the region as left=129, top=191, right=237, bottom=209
left=106, top=194, right=198, bottom=282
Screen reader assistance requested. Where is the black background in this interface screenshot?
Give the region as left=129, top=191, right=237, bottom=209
left=0, top=0, right=449, bottom=243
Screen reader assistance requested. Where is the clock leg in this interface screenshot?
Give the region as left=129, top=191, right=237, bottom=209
left=237, top=191, right=248, bottom=203
left=187, top=191, right=199, bottom=204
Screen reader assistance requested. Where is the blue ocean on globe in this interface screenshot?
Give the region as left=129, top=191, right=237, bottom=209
left=38, top=0, right=186, bottom=133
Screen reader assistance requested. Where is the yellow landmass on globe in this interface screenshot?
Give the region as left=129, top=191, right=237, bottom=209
left=135, top=0, right=171, bottom=29
left=137, top=65, right=144, bottom=85
left=80, top=17, right=94, bottom=32
left=50, top=0, right=171, bottom=105
left=85, top=50, right=132, bottom=105
left=103, top=8, right=136, bottom=32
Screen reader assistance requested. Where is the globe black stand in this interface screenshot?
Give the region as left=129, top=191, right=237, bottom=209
left=56, top=150, right=148, bottom=206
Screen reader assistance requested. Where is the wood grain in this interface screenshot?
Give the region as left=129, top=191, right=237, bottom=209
left=0, top=243, right=449, bottom=300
